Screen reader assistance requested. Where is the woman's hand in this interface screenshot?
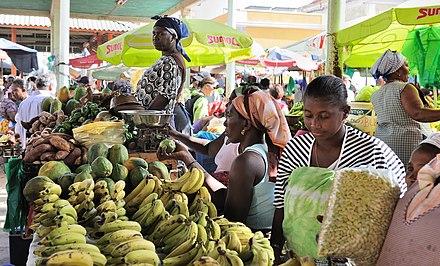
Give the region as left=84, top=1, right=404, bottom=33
left=157, top=140, right=193, bottom=165
left=166, top=125, right=179, bottom=138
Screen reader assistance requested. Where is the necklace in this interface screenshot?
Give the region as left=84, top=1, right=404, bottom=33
left=314, top=142, right=320, bottom=167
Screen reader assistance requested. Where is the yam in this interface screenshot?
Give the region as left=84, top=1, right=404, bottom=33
left=48, top=136, right=71, bottom=151
left=63, top=148, right=81, bottom=165
left=50, top=133, right=72, bottom=141
left=38, top=123, right=45, bottom=131
left=39, top=116, right=48, bottom=125
left=32, top=137, right=50, bottom=148
left=23, top=144, right=53, bottom=163
left=40, top=152, right=57, bottom=161
left=55, top=150, right=70, bottom=160
left=48, top=121, right=56, bottom=128
left=80, top=147, right=88, bottom=164
left=31, top=121, right=40, bottom=133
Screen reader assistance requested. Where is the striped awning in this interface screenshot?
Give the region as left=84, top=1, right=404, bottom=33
left=0, top=14, right=139, bottom=32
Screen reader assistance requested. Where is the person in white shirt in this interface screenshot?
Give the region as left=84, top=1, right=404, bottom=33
left=15, top=72, right=57, bottom=148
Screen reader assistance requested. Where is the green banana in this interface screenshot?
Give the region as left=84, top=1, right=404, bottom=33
left=99, top=220, right=141, bottom=234
left=124, top=249, right=160, bottom=265
left=44, top=224, right=86, bottom=241
left=111, top=238, right=156, bottom=257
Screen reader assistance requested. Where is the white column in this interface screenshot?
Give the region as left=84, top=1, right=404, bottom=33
left=51, top=0, right=70, bottom=89
left=325, top=0, right=343, bottom=77
left=226, top=0, right=236, bottom=97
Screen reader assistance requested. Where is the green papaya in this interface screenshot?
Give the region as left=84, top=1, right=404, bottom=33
left=73, top=170, right=93, bottom=183
left=101, top=86, right=112, bottom=97
left=159, top=139, right=176, bottom=153
left=49, top=98, right=62, bottom=114
left=65, top=99, right=79, bottom=116
left=74, top=86, right=87, bottom=101
left=129, top=166, right=149, bottom=188
left=87, top=143, right=109, bottom=164
left=148, top=161, right=170, bottom=180
left=40, top=97, right=54, bottom=112
left=57, top=173, right=76, bottom=198
left=75, top=164, right=92, bottom=174
left=91, top=156, right=113, bottom=178
left=57, top=86, right=70, bottom=103
left=110, top=164, right=129, bottom=182
left=108, top=144, right=129, bottom=166
left=38, top=161, right=71, bottom=182
left=23, top=176, right=54, bottom=202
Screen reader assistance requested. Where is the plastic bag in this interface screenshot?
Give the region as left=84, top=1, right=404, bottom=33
left=317, top=167, right=401, bottom=266
left=283, top=167, right=335, bottom=258
left=73, top=121, right=125, bottom=149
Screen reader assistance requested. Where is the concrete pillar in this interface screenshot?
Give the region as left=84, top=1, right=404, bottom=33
left=226, top=0, right=236, bottom=97
left=51, top=0, right=70, bottom=89
left=325, top=0, right=343, bottom=77
left=11, top=28, right=17, bottom=76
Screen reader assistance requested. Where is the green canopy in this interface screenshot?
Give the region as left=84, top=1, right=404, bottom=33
left=90, top=64, right=132, bottom=81
left=97, top=19, right=254, bottom=67
left=337, top=0, right=440, bottom=68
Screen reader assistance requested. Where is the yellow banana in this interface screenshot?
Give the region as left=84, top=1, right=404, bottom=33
left=35, top=225, right=56, bottom=238
left=96, top=200, right=117, bottom=213
left=101, top=211, right=117, bottom=224
left=111, top=238, right=156, bottom=257
left=39, top=243, right=100, bottom=257
left=100, top=242, right=117, bottom=256
left=185, top=168, right=205, bottom=194
left=45, top=224, right=86, bottom=240
left=79, top=178, right=95, bottom=192
left=165, top=235, right=197, bottom=258
left=206, top=200, right=218, bottom=218
left=124, top=249, right=160, bottom=265
left=143, top=199, right=165, bottom=228
left=43, top=232, right=86, bottom=246
left=148, top=214, right=185, bottom=244
left=198, top=186, right=212, bottom=202
left=54, top=214, right=76, bottom=226
left=115, top=199, right=126, bottom=209
left=193, top=256, right=220, bottom=266
left=124, top=177, right=148, bottom=203
left=94, top=179, right=107, bottom=191
left=152, top=175, right=163, bottom=197
left=226, top=231, right=242, bottom=254
left=116, top=207, right=126, bottom=217
left=126, top=178, right=156, bottom=208
left=132, top=201, right=153, bottom=221
left=163, top=169, right=191, bottom=191
left=207, top=218, right=221, bottom=240
left=163, top=220, right=198, bottom=254
left=225, top=250, right=244, bottom=266
left=139, top=192, right=159, bottom=209
left=251, top=244, right=271, bottom=266
left=114, top=180, right=126, bottom=193
left=43, top=250, right=94, bottom=266
left=181, top=167, right=200, bottom=193
left=106, top=229, right=143, bottom=245
left=99, top=220, right=142, bottom=234
left=114, top=190, right=126, bottom=201
left=39, top=183, right=62, bottom=197
left=40, top=202, right=55, bottom=213
left=197, top=223, right=208, bottom=244
left=162, top=243, right=200, bottom=266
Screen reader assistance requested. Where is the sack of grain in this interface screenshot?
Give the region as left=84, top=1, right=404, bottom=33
left=317, top=167, right=400, bottom=265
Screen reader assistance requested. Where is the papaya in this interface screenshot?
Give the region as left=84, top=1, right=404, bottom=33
left=108, top=144, right=129, bottom=166
left=23, top=176, right=54, bottom=202
left=40, top=97, right=54, bottom=112
left=65, top=99, right=79, bottom=116
left=57, top=86, right=70, bottom=103
left=148, top=161, right=170, bottom=180
left=87, top=143, right=109, bottom=164
left=57, top=173, right=76, bottom=198
left=101, top=86, right=112, bottom=97
left=50, top=98, right=62, bottom=114
left=74, top=86, right=87, bottom=101
left=110, top=164, right=129, bottom=182
left=38, top=161, right=71, bottom=182
left=129, top=166, right=149, bottom=188
left=91, top=156, right=113, bottom=178
left=73, top=170, right=93, bottom=183
left=75, top=164, right=92, bottom=174
left=124, top=158, right=148, bottom=171
left=159, top=139, right=176, bottom=153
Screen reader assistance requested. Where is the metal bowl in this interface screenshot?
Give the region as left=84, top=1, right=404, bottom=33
left=120, top=110, right=174, bottom=128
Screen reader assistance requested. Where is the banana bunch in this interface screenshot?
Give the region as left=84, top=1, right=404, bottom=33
left=68, top=179, right=95, bottom=206
left=189, top=198, right=218, bottom=218
left=131, top=196, right=165, bottom=233
left=162, top=239, right=207, bottom=265
left=215, top=218, right=254, bottom=249
left=107, top=249, right=160, bottom=265
left=124, top=175, right=163, bottom=214
left=162, top=218, right=198, bottom=254
left=239, top=231, right=274, bottom=266
left=163, top=167, right=205, bottom=194
left=220, top=231, right=243, bottom=254
left=35, top=250, right=95, bottom=266
left=205, top=217, right=222, bottom=251
left=194, top=256, right=221, bottom=266
left=162, top=190, right=190, bottom=213
left=208, top=240, right=244, bottom=266
left=33, top=198, right=77, bottom=228
left=112, top=181, right=127, bottom=220
left=93, top=179, right=111, bottom=203
left=30, top=183, right=63, bottom=230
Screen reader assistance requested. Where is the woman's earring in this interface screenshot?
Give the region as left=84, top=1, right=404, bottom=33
left=241, top=129, right=246, bottom=135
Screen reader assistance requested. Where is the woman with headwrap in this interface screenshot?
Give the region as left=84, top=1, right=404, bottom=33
left=158, top=87, right=291, bottom=231
left=135, top=16, right=191, bottom=114
left=370, top=49, right=440, bottom=167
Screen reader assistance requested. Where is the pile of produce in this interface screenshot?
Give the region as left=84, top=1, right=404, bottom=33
left=24, top=133, right=87, bottom=165
left=25, top=144, right=275, bottom=265
left=53, top=102, right=106, bottom=135
left=288, top=102, right=304, bottom=116
left=25, top=110, right=66, bottom=135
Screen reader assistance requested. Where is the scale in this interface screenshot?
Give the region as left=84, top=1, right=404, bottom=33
left=119, top=110, right=173, bottom=152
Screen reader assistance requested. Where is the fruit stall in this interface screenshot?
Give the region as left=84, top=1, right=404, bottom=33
left=5, top=84, right=276, bottom=266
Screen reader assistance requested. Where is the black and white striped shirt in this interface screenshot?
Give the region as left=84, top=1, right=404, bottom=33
left=274, top=125, right=407, bottom=208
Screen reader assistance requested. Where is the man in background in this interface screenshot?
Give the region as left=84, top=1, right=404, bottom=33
left=15, top=73, right=56, bottom=148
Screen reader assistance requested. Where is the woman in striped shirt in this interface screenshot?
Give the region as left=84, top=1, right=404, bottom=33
left=270, top=75, right=407, bottom=265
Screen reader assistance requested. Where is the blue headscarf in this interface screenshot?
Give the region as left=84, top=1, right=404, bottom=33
left=152, top=16, right=191, bottom=62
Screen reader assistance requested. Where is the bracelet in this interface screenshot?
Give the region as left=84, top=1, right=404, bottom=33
left=187, top=161, right=197, bottom=168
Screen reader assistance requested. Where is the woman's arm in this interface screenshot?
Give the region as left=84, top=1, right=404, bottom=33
left=223, top=152, right=264, bottom=223
left=401, top=83, right=440, bottom=122
left=271, top=208, right=285, bottom=265
left=147, top=94, right=169, bottom=111
left=170, top=128, right=226, bottom=158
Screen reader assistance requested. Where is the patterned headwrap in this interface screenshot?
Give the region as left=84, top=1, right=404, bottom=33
left=420, top=133, right=440, bottom=149
left=232, top=90, right=291, bottom=148
left=370, top=49, right=405, bottom=80
left=152, top=16, right=191, bottom=62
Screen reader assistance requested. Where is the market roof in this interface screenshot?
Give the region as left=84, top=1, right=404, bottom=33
left=0, top=0, right=199, bottom=22
left=0, top=14, right=138, bottom=32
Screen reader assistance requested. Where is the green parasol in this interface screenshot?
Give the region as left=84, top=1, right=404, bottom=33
left=97, top=19, right=253, bottom=67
